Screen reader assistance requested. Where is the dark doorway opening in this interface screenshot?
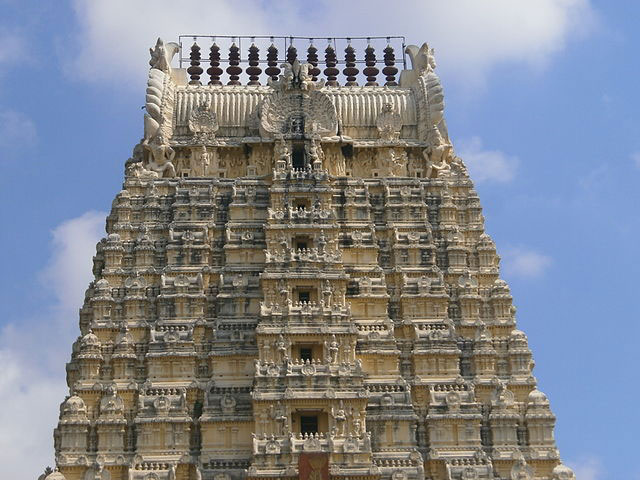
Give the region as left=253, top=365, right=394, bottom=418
left=300, top=415, right=318, bottom=434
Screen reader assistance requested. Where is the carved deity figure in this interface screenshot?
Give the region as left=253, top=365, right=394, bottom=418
left=386, top=148, right=408, bottom=177
left=145, top=135, right=176, bottom=177
left=306, top=139, right=324, bottom=170
left=423, top=127, right=453, bottom=178
left=275, top=334, right=287, bottom=360
left=192, top=145, right=218, bottom=177
left=329, top=334, right=339, bottom=363
left=331, top=401, right=347, bottom=436
left=274, top=135, right=291, bottom=171
left=376, top=103, right=402, bottom=141
left=325, top=146, right=346, bottom=176
left=167, top=463, right=176, bottom=480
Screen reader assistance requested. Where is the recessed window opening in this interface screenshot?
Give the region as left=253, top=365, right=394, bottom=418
left=298, top=291, right=310, bottom=303
left=295, top=198, right=310, bottom=209
left=294, top=236, right=311, bottom=250
left=300, top=415, right=318, bottom=434
left=300, top=347, right=313, bottom=362
left=292, top=144, right=306, bottom=169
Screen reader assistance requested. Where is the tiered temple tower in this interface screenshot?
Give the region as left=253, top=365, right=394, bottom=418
left=45, top=36, right=576, bottom=480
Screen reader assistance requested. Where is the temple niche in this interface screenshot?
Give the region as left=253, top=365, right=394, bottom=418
left=46, top=35, right=574, bottom=480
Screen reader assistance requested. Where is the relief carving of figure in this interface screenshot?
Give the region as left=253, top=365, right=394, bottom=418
left=167, top=463, right=176, bottom=480
left=306, top=139, right=324, bottom=170
left=274, top=135, right=291, bottom=171
left=145, top=134, right=176, bottom=178
left=191, top=145, right=218, bottom=177
left=325, top=147, right=345, bottom=176
left=331, top=401, right=347, bottom=436
left=376, top=103, right=402, bottom=142
left=423, top=127, right=452, bottom=178
left=387, top=148, right=408, bottom=177
left=127, top=161, right=159, bottom=179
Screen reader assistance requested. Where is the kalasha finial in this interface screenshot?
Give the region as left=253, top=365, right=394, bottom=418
left=286, top=42, right=297, bottom=64
left=307, top=41, right=320, bottom=82
left=207, top=42, right=222, bottom=85
left=343, top=41, right=358, bottom=86
left=227, top=42, right=242, bottom=85
left=324, top=42, right=339, bottom=87
left=364, top=43, right=379, bottom=86
left=187, top=41, right=203, bottom=85
left=383, top=43, right=398, bottom=86
left=265, top=43, right=281, bottom=81
left=247, top=43, right=262, bottom=85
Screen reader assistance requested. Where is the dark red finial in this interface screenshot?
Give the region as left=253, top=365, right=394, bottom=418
left=207, top=42, right=222, bottom=85
left=187, top=42, right=203, bottom=85
left=306, top=43, right=320, bottom=82
left=265, top=43, right=281, bottom=81
left=343, top=43, right=359, bottom=86
left=227, top=43, right=242, bottom=86
left=286, top=43, right=297, bottom=64
left=383, top=44, right=398, bottom=86
left=364, top=44, right=379, bottom=86
left=324, top=44, right=339, bottom=87
left=247, top=43, right=262, bottom=85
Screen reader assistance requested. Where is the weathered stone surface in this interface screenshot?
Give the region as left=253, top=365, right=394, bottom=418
left=48, top=38, right=574, bottom=480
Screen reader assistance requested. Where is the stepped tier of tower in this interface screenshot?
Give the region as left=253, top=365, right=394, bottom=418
left=46, top=38, right=576, bottom=480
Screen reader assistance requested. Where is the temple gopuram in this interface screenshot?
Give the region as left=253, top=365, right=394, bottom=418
left=43, top=36, right=576, bottom=480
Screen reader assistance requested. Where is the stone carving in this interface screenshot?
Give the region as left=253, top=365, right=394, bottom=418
left=144, top=68, right=167, bottom=142
left=551, top=464, right=576, bottom=480
left=167, top=464, right=176, bottom=480
left=376, top=103, right=402, bottom=141
left=220, top=394, right=237, bottom=414
left=305, top=138, right=325, bottom=170
left=188, top=103, right=219, bottom=143
left=383, top=147, right=408, bottom=177
left=510, top=455, right=533, bottom=480
left=149, top=38, right=180, bottom=73
left=423, top=126, right=453, bottom=178
left=406, top=43, right=448, bottom=146
left=405, top=43, right=436, bottom=74
left=461, top=467, right=478, bottom=480
left=259, top=62, right=337, bottom=138
left=144, top=135, right=176, bottom=177
left=189, top=145, right=218, bottom=177
left=144, top=38, right=178, bottom=143
left=48, top=34, right=567, bottom=480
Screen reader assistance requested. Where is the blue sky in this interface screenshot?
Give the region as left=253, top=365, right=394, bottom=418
left=0, top=1, right=638, bottom=479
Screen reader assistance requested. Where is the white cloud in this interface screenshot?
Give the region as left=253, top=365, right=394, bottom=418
left=0, top=27, right=28, bottom=69
left=458, top=136, right=519, bottom=183
left=631, top=151, right=640, bottom=169
left=0, top=211, right=106, bottom=479
left=0, top=109, right=37, bottom=155
left=40, top=211, right=106, bottom=316
left=502, top=246, right=552, bottom=278
left=68, top=0, right=596, bottom=86
left=568, top=456, right=602, bottom=480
